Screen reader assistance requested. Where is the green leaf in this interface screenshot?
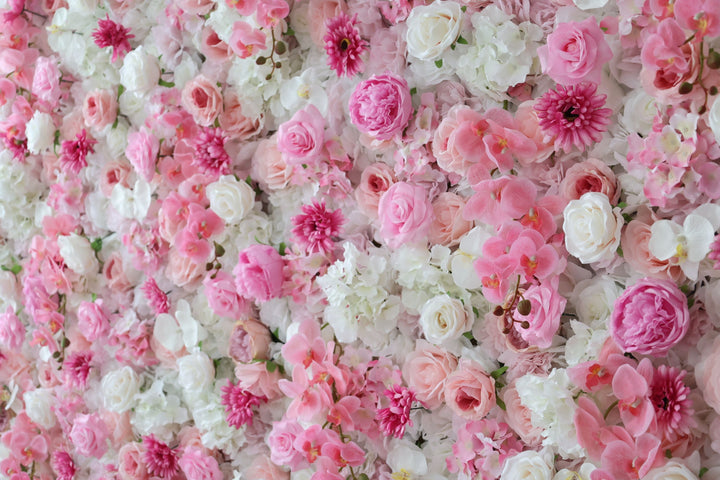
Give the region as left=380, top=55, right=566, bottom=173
left=278, top=242, right=286, bottom=256
left=700, top=467, right=709, bottom=478
left=472, top=306, right=479, bottom=317
left=617, top=201, right=627, bottom=209
left=91, top=237, right=103, bottom=252
left=456, top=35, right=468, bottom=45
left=490, top=365, right=508, bottom=379
left=214, top=242, right=225, bottom=258
left=462, top=331, right=474, bottom=341
left=266, top=361, right=277, bottom=373
left=270, top=328, right=283, bottom=343
left=158, top=78, right=175, bottom=88
left=410, top=87, right=417, bottom=96
left=91, top=293, right=97, bottom=302
left=9, top=264, right=21, bottom=275
left=117, top=84, right=125, bottom=98
left=285, top=27, right=295, bottom=36
left=434, top=59, right=443, bottom=68
left=358, top=475, right=370, bottom=480
left=460, top=5, right=467, bottom=11
left=496, top=396, right=506, bottom=411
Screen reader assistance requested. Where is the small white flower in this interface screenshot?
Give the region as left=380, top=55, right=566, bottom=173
left=563, top=192, right=623, bottom=265
left=24, top=389, right=56, bottom=429
left=119, top=46, right=160, bottom=94
left=57, top=233, right=98, bottom=275
left=406, top=1, right=463, bottom=61
left=101, top=366, right=141, bottom=413
left=25, top=112, right=55, bottom=154
left=207, top=175, right=256, bottom=224
left=419, top=294, right=471, bottom=345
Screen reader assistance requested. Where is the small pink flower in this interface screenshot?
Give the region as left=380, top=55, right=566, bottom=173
left=324, top=12, right=367, bottom=77
left=377, top=181, right=434, bottom=248
left=143, top=434, right=179, bottom=479
left=612, top=361, right=656, bottom=437
left=255, top=0, right=289, bottom=28
left=674, top=0, right=720, bottom=38
left=126, top=128, right=159, bottom=182
left=69, top=413, right=109, bottom=458
left=178, top=447, right=223, bottom=480
left=92, top=14, right=134, bottom=62
left=31, top=57, right=61, bottom=107
left=348, top=72, right=412, bottom=140
left=181, top=75, right=224, bottom=127
left=226, top=0, right=257, bottom=15
left=268, top=420, right=306, bottom=470
left=233, top=244, right=284, bottom=302
left=203, top=271, right=248, bottom=319
left=192, top=127, right=231, bottom=177
left=377, top=385, right=415, bottom=438
left=59, top=129, right=97, bottom=175
left=650, top=365, right=695, bottom=439
left=64, top=350, right=93, bottom=388
left=0, top=306, right=24, bottom=351
left=277, top=104, right=325, bottom=163
left=709, top=235, right=720, bottom=269
left=142, top=278, right=170, bottom=315
left=511, top=282, right=565, bottom=349
left=227, top=318, right=271, bottom=362
left=291, top=201, right=344, bottom=254
left=229, top=21, right=267, bottom=58
left=444, top=359, right=496, bottom=420
left=221, top=381, right=265, bottom=428
left=51, top=451, right=76, bottom=480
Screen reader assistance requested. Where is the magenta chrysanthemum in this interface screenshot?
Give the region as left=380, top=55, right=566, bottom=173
left=324, top=12, right=367, bottom=77
left=291, top=201, right=344, bottom=254
left=534, top=82, right=612, bottom=152
left=221, top=381, right=265, bottom=429
left=193, top=127, right=231, bottom=177
left=650, top=365, right=695, bottom=438
left=142, top=277, right=170, bottom=314
left=143, top=434, right=179, bottom=479
left=64, top=351, right=93, bottom=388
left=60, top=129, right=97, bottom=174
left=377, top=385, right=416, bottom=438
left=52, top=451, right=77, bottom=480
left=92, top=14, right=134, bottom=62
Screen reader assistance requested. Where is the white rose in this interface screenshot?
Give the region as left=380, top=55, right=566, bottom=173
left=24, top=388, right=56, bottom=429
left=406, top=1, right=463, bottom=61
left=563, top=192, right=622, bottom=265
left=119, top=46, right=160, bottom=93
left=207, top=175, right=255, bottom=224
left=500, top=451, right=553, bottom=480
left=620, top=89, right=657, bottom=137
left=643, top=462, right=699, bottom=480
left=419, top=294, right=471, bottom=345
left=26, top=112, right=55, bottom=154
left=57, top=233, right=98, bottom=275
left=573, top=0, right=608, bottom=10
left=110, top=179, right=151, bottom=220
left=101, top=366, right=140, bottom=412
left=709, top=98, right=720, bottom=145
left=177, top=351, right=215, bottom=392
left=570, top=276, right=623, bottom=328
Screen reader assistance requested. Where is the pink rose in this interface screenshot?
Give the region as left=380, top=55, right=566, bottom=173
left=514, top=100, right=553, bottom=164
left=252, top=137, right=293, bottom=191
left=181, top=75, right=224, bottom=127
left=267, top=419, right=305, bottom=469
left=234, top=361, right=283, bottom=399
left=178, top=447, right=223, bottom=480
left=103, top=252, right=132, bottom=292
left=32, top=57, right=61, bottom=107
left=203, top=271, right=249, bottom=319
left=428, top=192, right=473, bottom=247
left=377, top=182, right=434, bottom=248
left=118, top=442, right=150, bottom=480
left=176, top=0, right=215, bottom=15
left=444, top=359, right=496, bottom=420
left=0, top=306, right=24, bottom=351
left=69, top=413, right=109, bottom=458
left=228, top=318, right=271, bottom=362
left=354, top=162, right=396, bottom=218
left=349, top=72, right=412, bottom=141
left=233, top=244, right=284, bottom=302
left=125, top=128, right=159, bottom=182
left=83, top=89, right=117, bottom=130
left=245, top=455, right=290, bottom=480
left=610, top=277, right=690, bottom=357
left=219, top=93, right=262, bottom=140
left=276, top=104, right=325, bottom=163
left=511, top=283, right=566, bottom=349
left=100, top=160, right=131, bottom=197
left=76, top=300, right=109, bottom=342
left=560, top=157, right=620, bottom=204
left=402, top=340, right=458, bottom=409
left=538, top=17, right=612, bottom=86
left=167, top=250, right=206, bottom=289
left=502, top=384, right=543, bottom=445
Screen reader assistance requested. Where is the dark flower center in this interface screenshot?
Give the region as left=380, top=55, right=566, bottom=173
left=340, top=38, right=350, bottom=51
left=563, top=106, right=579, bottom=121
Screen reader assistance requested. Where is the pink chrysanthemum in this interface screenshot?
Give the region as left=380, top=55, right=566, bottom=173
left=221, top=381, right=265, bottom=429
left=142, top=277, right=170, bottom=314
left=650, top=365, right=695, bottom=439
left=64, top=351, right=93, bottom=388
left=60, top=129, right=97, bottom=174
left=291, top=201, right=344, bottom=254
left=193, top=127, right=231, bottom=177
left=143, top=434, right=179, bottom=479
left=324, top=12, right=367, bottom=77
left=92, top=14, right=134, bottom=62
left=52, top=451, right=77, bottom=480
left=709, top=235, right=720, bottom=269
left=534, top=82, right=612, bottom=153
left=377, top=385, right=416, bottom=438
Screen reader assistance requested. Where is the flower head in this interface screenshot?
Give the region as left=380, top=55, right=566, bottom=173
left=193, top=127, right=231, bottom=177
left=221, top=381, right=265, bottom=429
left=377, top=385, right=416, bottom=438
left=291, top=201, right=344, bottom=254
left=64, top=351, right=93, bottom=388
left=52, top=451, right=77, bottom=480
left=60, top=129, right=97, bottom=174
left=650, top=365, right=695, bottom=439
left=92, top=15, right=134, bottom=62
left=143, top=434, right=179, bottom=479
left=142, top=277, right=170, bottom=314
left=534, top=83, right=612, bottom=152
left=710, top=235, right=720, bottom=269
left=324, top=12, right=367, bottom=77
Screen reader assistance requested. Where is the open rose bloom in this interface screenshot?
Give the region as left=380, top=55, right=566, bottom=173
left=4, top=1, right=720, bottom=480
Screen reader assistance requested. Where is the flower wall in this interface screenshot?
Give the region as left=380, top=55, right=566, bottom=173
left=2, top=0, right=720, bottom=479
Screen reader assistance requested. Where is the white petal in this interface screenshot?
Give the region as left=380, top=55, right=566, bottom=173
left=649, top=220, right=681, bottom=261
left=693, top=203, right=720, bottom=230
left=153, top=314, right=184, bottom=352
left=684, top=214, right=715, bottom=261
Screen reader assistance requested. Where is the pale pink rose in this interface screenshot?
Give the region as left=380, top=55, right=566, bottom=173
left=428, top=192, right=473, bottom=247
left=234, top=361, right=283, bottom=399
left=276, top=104, right=325, bottom=163
left=697, top=336, right=720, bottom=415
left=514, top=100, right=553, bottom=164
left=126, top=128, right=159, bottom=182
left=69, top=413, right=109, bottom=458
left=349, top=72, right=412, bottom=141
left=377, top=182, right=434, bottom=248
left=245, top=455, right=290, bottom=480
left=83, top=89, right=118, bottom=130
left=103, top=252, right=132, bottom=293
left=228, top=318, right=271, bottom=362
left=402, top=340, right=458, bottom=409
left=511, top=283, right=565, bottom=349
left=201, top=28, right=233, bottom=63
left=76, top=301, right=109, bottom=342
left=178, top=426, right=212, bottom=455
left=203, top=272, right=249, bottom=319
left=444, top=359, right=496, bottom=420
left=118, top=442, right=150, bottom=480
left=560, top=157, right=620, bottom=204
left=233, top=244, right=284, bottom=302
left=355, top=162, right=396, bottom=218
left=538, top=17, right=612, bottom=85
left=100, top=160, right=132, bottom=197
left=176, top=0, right=214, bottom=15
left=181, top=75, right=224, bottom=127
left=219, top=93, right=262, bottom=140
left=308, top=0, right=346, bottom=46
left=268, top=420, right=305, bottom=470
left=252, top=137, right=293, bottom=190
left=167, top=249, right=206, bottom=289
left=101, top=410, right=134, bottom=447
left=32, top=57, right=61, bottom=107
left=502, top=384, right=543, bottom=445
left=179, top=447, right=223, bottom=480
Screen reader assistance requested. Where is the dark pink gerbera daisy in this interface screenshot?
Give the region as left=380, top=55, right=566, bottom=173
left=649, top=365, right=695, bottom=439
left=221, top=381, right=265, bottom=429
left=60, top=129, right=97, bottom=174
left=291, top=201, right=344, bottom=254
left=142, top=277, right=170, bottom=314
left=193, top=127, right=231, bottom=177
left=324, top=12, right=367, bottom=77
left=377, top=385, right=416, bottom=438
left=92, top=14, right=134, bottom=62
left=534, top=82, right=612, bottom=153
left=143, top=434, right=179, bottom=479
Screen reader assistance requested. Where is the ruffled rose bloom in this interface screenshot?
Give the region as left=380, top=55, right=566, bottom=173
left=233, top=245, right=284, bottom=302
left=234, top=361, right=283, bottom=399
left=511, top=283, right=565, bottom=349
left=245, top=455, right=290, bottom=480
left=167, top=250, right=206, bottom=289
left=219, top=93, right=262, bottom=140
left=349, top=72, right=412, bottom=141
left=276, top=104, right=325, bottom=163
left=502, top=384, right=543, bottom=445
left=419, top=294, right=472, bottom=345
left=176, top=0, right=214, bottom=15
left=76, top=301, right=109, bottom=342
left=444, top=359, right=496, bottom=420
left=100, top=160, right=132, bottom=197
left=560, top=158, right=620, bottom=204
left=563, top=192, right=622, bottom=265
left=228, top=318, right=271, bottom=362
left=499, top=450, right=553, bottom=479
left=428, top=192, right=473, bottom=247
left=355, top=162, right=396, bottom=218
left=181, top=75, right=224, bottom=127
left=69, top=414, right=109, bottom=458
left=405, top=0, right=462, bottom=61
left=118, top=442, right=149, bottom=480
left=252, top=137, right=293, bottom=191
left=377, top=182, right=434, bottom=248
left=610, top=277, right=690, bottom=357
left=203, top=271, right=248, bottom=319
left=178, top=447, right=223, bottom=480
left=695, top=335, right=720, bottom=415
left=402, top=340, right=458, bottom=409
left=83, top=89, right=117, bottom=130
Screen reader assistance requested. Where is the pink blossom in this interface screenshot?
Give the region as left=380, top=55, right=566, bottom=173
left=674, top=0, right=720, bottom=38
left=226, top=0, right=258, bottom=15
left=291, top=201, right=344, bottom=254
left=233, top=244, right=284, bottom=302
left=447, top=419, right=523, bottom=479
left=464, top=176, right=537, bottom=226
left=126, top=128, right=159, bottom=182
left=69, top=413, right=109, bottom=458
left=192, top=127, right=231, bottom=177
left=402, top=341, right=457, bottom=409
left=178, top=448, right=223, bottom=480
left=511, top=282, right=565, bottom=349
left=281, top=319, right=327, bottom=368
left=255, top=0, right=289, bottom=28
left=203, top=271, right=248, bottom=319
left=181, top=74, right=224, bottom=127
left=279, top=365, right=334, bottom=421
left=376, top=385, right=415, bottom=438
left=227, top=318, right=271, bottom=362
left=377, top=181, right=434, bottom=248
left=64, top=350, right=93, bottom=388
left=324, top=12, right=367, bottom=77
left=229, top=21, right=266, bottom=58
left=142, top=277, right=170, bottom=315
left=0, top=306, right=24, bottom=350
left=612, top=361, right=656, bottom=437
left=51, top=451, right=77, bottom=480
left=649, top=365, right=695, bottom=440
left=31, top=56, right=61, bottom=107
left=444, top=359, right=496, bottom=420
left=59, top=129, right=97, bottom=174
left=221, top=381, right=265, bottom=428
left=277, top=104, right=325, bottom=163
left=600, top=431, right=662, bottom=480
left=143, top=434, right=179, bottom=479
left=92, top=14, right=134, bottom=62
left=348, top=72, right=412, bottom=140
left=268, top=419, right=306, bottom=470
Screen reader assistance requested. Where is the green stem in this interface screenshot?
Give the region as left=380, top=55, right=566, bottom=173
left=603, top=399, right=619, bottom=420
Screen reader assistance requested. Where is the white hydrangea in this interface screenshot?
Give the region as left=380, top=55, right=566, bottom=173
left=191, top=391, right=247, bottom=452
left=457, top=6, right=542, bottom=98
left=131, top=379, right=189, bottom=438
left=564, top=320, right=608, bottom=367
left=516, top=369, right=584, bottom=458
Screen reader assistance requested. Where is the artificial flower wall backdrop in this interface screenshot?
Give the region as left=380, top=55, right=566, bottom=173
left=2, top=0, right=720, bottom=479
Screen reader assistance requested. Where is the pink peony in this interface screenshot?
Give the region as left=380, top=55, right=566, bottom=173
left=348, top=72, right=412, bottom=140
left=181, top=75, right=224, bottom=127
left=610, top=277, right=690, bottom=357
left=233, top=244, right=284, bottom=302
left=377, top=182, right=434, bottom=248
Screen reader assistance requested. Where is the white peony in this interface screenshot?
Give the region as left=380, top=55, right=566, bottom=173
left=570, top=276, right=623, bottom=328
left=563, top=192, right=623, bottom=265
left=57, top=233, right=98, bottom=275
left=406, top=1, right=463, bottom=61
left=110, top=179, right=152, bottom=220
left=101, top=366, right=141, bottom=413
left=207, top=175, right=256, bottom=224
left=177, top=351, right=215, bottom=393
left=500, top=450, right=553, bottom=480
left=642, top=462, right=699, bottom=480
left=24, top=388, right=56, bottom=429
left=419, top=294, right=471, bottom=345
left=25, top=112, right=55, bottom=154
left=119, top=46, right=160, bottom=94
